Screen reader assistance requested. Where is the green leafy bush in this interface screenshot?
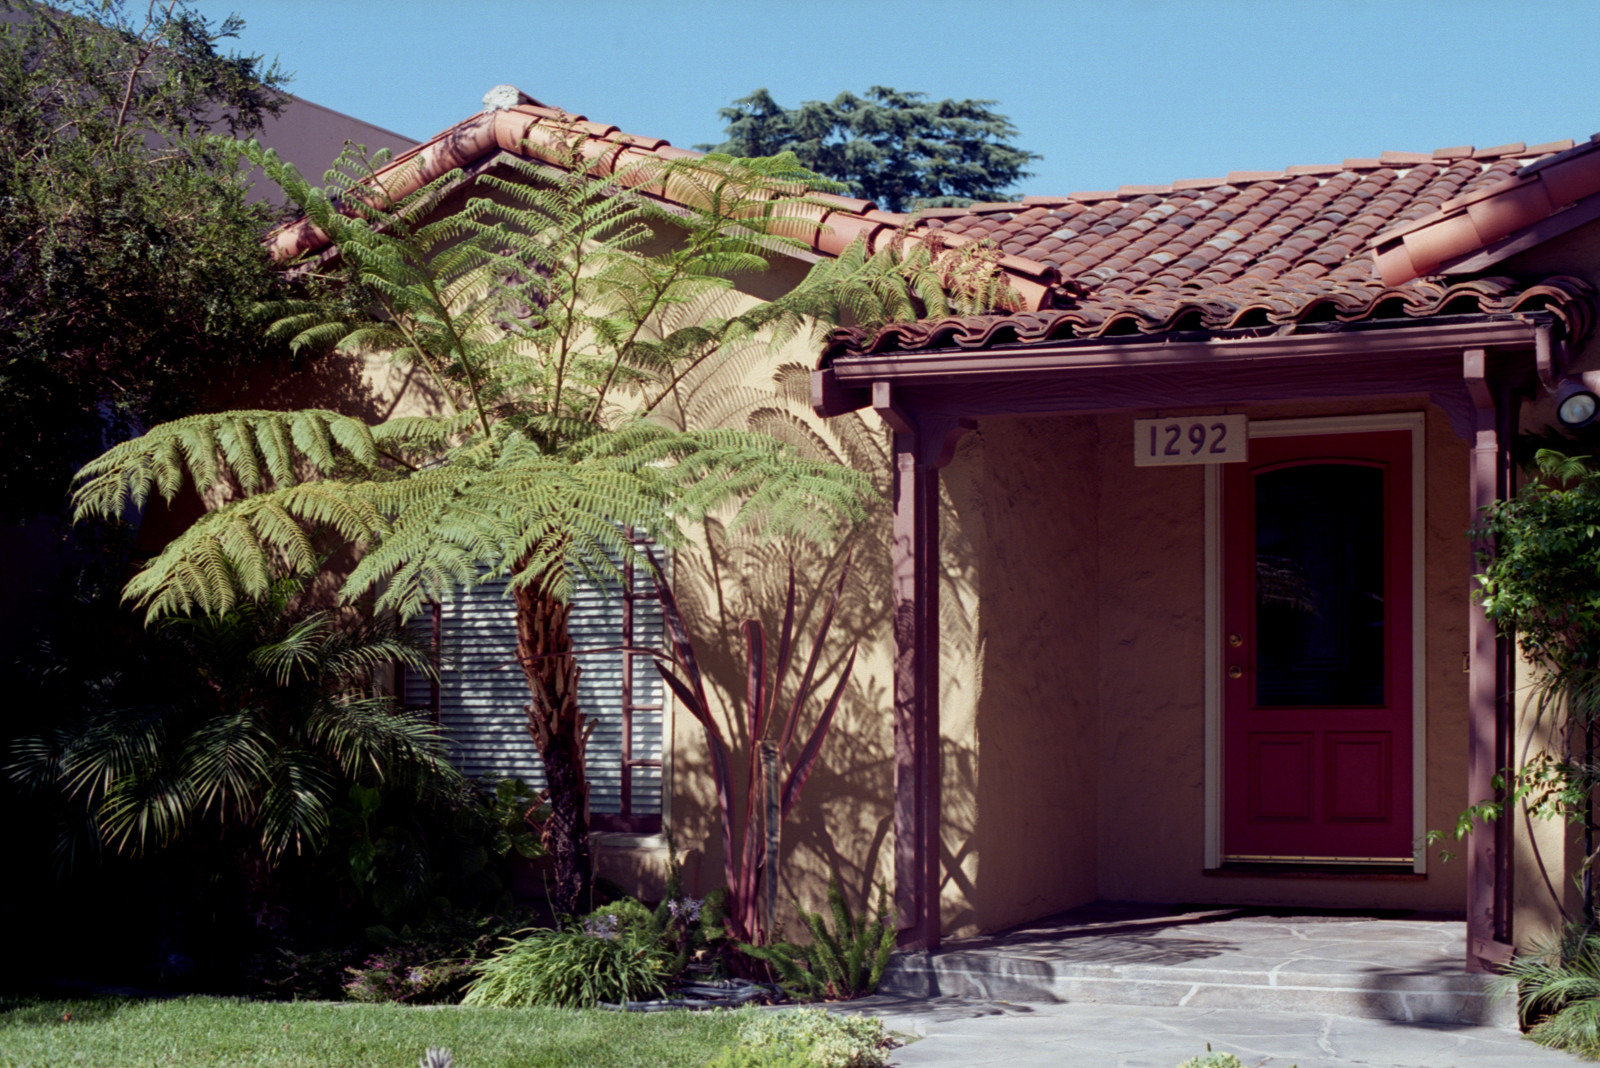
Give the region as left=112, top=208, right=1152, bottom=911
left=461, top=927, right=669, bottom=1008
left=741, top=882, right=895, bottom=1001
left=1177, top=1050, right=1246, bottom=1068
left=343, top=955, right=473, bottom=1005
left=325, top=776, right=545, bottom=928
left=583, top=898, right=657, bottom=941
left=1493, top=922, right=1600, bottom=1056
left=705, top=1009, right=892, bottom=1068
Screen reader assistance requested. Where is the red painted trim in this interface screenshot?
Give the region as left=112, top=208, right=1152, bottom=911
left=429, top=601, right=443, bottom=724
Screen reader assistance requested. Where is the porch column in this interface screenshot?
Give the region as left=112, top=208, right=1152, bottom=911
left=874, top=382, right=970, bottom=952
left=1464, top=348, right=1516, bottom=970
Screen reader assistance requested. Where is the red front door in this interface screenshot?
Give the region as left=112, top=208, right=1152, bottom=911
left=1222, top=430, right=1414, bottom=864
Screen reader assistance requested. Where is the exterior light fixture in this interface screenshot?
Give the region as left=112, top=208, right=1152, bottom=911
left=1557, top=378, right=1600, bottom=429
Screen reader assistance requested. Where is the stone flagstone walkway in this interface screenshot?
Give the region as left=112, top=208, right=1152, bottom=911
left=844, top=904, right=1585, bottom=1066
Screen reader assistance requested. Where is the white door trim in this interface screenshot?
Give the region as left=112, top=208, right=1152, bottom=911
left=1203, top=412, right=1428, bottom=873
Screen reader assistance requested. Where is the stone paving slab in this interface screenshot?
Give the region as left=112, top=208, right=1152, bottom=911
left=846, top=996, right=1582, bottom=1068
left=880, top=907, right=1515, bottom=1027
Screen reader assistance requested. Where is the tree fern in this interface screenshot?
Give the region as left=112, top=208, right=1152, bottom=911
left=73, top=123, right=976, bottom=911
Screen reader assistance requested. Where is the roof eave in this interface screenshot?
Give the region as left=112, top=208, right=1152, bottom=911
left=814, top=314, right=1555, bottom=418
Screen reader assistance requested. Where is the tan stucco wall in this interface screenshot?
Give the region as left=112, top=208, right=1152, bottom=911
left=1477, top=217, right=1600, bottom=947
left=1510, top=655, right=1582, bottom=948
left=936, top=418, right=1102, bottom=935
left=933, top=397, right=1481, bottom=924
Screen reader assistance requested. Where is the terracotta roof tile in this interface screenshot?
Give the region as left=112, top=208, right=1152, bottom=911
left=260, top=91, right=1595, bottom=360
left=1475, top=142, right=1526, bottom=158
left=819, top=132, right=1598, bottom=356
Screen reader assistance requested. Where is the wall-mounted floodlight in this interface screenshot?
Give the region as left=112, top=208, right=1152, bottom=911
left=1557, top=377, right=1600, bottom=429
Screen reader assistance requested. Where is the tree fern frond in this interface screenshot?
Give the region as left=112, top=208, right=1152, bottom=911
left=121, top=483, right=385, bottom=621
left=73, top=411, right=382, bottom=521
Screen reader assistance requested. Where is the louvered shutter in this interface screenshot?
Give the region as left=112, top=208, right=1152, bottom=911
left=404, top=563, right=665, bottom=830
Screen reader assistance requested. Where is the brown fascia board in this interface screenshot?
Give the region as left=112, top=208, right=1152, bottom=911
left=1371, top=139, right=1600, bottom=286
left=823, top=316, right=1542, bottom=388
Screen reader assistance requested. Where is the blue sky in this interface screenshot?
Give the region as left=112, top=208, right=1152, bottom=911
left=194, top=0, right=1600, bottom=199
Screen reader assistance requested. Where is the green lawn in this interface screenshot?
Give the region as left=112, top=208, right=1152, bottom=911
left=0, top=997, right=747, bottom=1068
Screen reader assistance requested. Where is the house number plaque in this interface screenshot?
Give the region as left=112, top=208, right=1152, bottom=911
left=1133, top=414, right=1248, bottom=467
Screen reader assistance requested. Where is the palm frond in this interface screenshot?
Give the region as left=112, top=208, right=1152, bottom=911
left=257, top=748, right=336, bottom=859
left=302, top=698, right=449, bottom=784
left=183, top=709, right=275, bottom=822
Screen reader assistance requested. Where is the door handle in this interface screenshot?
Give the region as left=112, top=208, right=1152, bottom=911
left=1228, top=665, right=1243, bottom=680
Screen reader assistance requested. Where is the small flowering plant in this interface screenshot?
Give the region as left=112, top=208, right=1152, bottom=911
left=665, top=896, right=703, bottom=923
left=583, top=913, right=621, bottom=940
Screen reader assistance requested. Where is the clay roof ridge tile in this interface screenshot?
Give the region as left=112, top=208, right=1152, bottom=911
left=1225, top=170, right=1285, bottom=184
left=1379, top=150, right=1434, bottom=165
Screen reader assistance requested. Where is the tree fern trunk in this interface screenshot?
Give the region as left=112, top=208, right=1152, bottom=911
left=513, top=566, right=591, bottom=916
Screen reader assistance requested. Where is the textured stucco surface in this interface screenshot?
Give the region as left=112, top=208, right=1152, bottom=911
left=915, top=399, right=1483, bottom=923
left=1091, top=399, right=1472, bottom=912
left=663, top=394, right=1547, bottom=937
left=939, top=417, right=1102, bottom=936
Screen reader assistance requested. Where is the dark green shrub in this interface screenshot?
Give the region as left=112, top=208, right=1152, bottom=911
left=246, top=943, right=366, bottom=1001
left=705, top=1009, right=892, bottom=1068
left=343, top=954, right=475, bottom=1005
left=461, top=927, right=670, bottom=1008
left=741, top=882, right=894, bottom=1001
left=582, top=898, right=657, bottom=941
left=246, top=914, right=517, bottom=1002
left=323, top=776, right=544, bottom=928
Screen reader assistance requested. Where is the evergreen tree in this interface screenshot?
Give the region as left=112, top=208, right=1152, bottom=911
left=0, top=0, right=289, bottom=520
left=71, top=132, right=1004, bottom=914
left=701, top=86, right=1041, bottom=213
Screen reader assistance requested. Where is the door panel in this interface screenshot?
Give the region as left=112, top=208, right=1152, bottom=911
left=1248, top=733, right=1313, bottom=821
left=1222, top=430, right=1413, bottom=863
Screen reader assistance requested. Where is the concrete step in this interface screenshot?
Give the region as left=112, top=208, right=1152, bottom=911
left=878, top=913, right=1517, bottom=1029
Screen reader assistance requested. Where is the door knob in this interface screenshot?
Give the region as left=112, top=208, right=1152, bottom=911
left=1228, top=665, right=1243, bottom=680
